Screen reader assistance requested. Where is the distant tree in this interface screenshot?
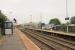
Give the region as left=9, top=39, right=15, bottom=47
left=0, top=10, right=7, bottom=23
left=49, top=18, right=61, bottom=25
left=70, top=16, right=75, bottom=24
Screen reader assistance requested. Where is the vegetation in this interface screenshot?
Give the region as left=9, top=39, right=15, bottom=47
left=49, top=18, right=61, bottom=25
left=70, top=16, right=75, bottom=24
left=0, top=10, right=7, bottom=35
left=0, top=10, right=7, bottom=23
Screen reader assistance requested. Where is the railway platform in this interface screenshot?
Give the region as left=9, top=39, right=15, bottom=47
left=29, top=28, right=75, bottom=36
left=0, top=28, right=41, bottom=50
left=28, top=28, right=75, bottom=41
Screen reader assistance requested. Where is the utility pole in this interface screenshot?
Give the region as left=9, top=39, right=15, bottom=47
left=40, top=13, right=43, bottom=33
left=40, top=13, right=42, bottom=30
left=30, top=15, right=32, bottom=29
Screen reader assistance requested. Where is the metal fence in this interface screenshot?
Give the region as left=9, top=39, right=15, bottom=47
left=54, top=25, right=75, bottom=32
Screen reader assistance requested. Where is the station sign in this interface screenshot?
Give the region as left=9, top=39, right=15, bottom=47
left=65, top=17, right=69, bottom=20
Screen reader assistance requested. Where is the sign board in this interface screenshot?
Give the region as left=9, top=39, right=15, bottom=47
left=65, top=17, right=69, bottom=20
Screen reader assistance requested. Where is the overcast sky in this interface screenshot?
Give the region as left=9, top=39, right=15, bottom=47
left=0, top=0, right=75, bottom=24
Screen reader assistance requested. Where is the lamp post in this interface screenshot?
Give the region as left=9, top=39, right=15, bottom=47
left=65, top=0, right=69, bottom=32
left=66, top=0, right=68, bottom=17
left=65, top=17, right=69, bottom=32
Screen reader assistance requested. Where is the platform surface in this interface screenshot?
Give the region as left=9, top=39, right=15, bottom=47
left=16, top=28, right=41, bottom=50
left=0, top=28, right=41, bottom=50
left=0, top=32, right=26, bottom=50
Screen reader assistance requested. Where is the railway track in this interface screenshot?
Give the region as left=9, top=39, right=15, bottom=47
left=34, top=30, right=75, bottom=50
left=27, top=29, right=75, bottom=50
left=20, top=28, right=75, bottom=50
left=22, top=30, right=54, bottom=50
left=20, top=29, right=55, bottom=50
left=34, top=30, right=75, bottom=47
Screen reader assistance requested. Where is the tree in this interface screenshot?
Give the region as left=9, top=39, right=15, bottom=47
left=70, top=16, right=75, bottom=24
left=0, top=10, right=7, bottom=23
left=0, top=10, right=7, bottom=35
left=49, top=18, right=61, bottom=25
